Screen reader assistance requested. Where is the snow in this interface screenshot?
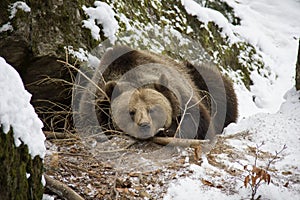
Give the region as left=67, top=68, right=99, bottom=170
left=225, top=88, right=300, bottom=167
left=0, top=22, right=13, bottom=33
left=0, top=57, right=46, bottom=159
left=82, top=1, right=119, bottom=44
left=65, top=46, right=88, bottom=62
left=42, top=194, right=54, bottom=200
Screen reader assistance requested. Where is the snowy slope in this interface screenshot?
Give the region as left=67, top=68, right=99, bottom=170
left=165, top=0, right=300, bottom=199
left=225, top=0, right=300, bottom=117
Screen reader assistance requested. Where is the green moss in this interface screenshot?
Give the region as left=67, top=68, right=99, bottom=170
left=0, top=127, right=44, bottom=200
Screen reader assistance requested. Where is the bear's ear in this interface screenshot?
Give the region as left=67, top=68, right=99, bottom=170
left=101, top=46, right=134, bottom=66
left=104, top=81, right=121, bottom=99
left=158, top=74, right=168, bottom=86
left=155, top=74, right=169, bottom=92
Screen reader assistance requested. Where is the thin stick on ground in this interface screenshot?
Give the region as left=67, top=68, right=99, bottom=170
left=44, top=174, right=85, bottom=200
left=64, top=162, right=103, bottom=179
left=44, top=131, right=79, bottom=140
left=152, top=137, right=209, bottom=147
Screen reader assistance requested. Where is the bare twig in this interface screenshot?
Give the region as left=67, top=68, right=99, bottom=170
left=57, top=59, right=109, bottom=100
left=174, top=89, right=194, bottom=138
left=243, top=143, right=287, bottom=200
left=266, top=144, right=287, bottom=170
left=64, top=163, right=103, bottom=179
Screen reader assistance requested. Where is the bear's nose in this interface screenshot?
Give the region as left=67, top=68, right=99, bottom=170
left=139, top=122, right=151, bottom=129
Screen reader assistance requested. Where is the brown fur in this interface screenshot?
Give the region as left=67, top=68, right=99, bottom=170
left=185, top=61, right=238, bottom=134
left=86, top=46, right=237, bottom=140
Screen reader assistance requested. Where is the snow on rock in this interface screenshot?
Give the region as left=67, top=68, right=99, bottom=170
left=82, top=1, right=119, bottom=44
left=65, top=46, right=89, bottom=62
left=0, top=1, right=31, bottom=33
left=181, top=0, right=238, bottom=43
left=9, top=1, right=31, bottom=19
left=0, top=57, right=46, bottom=159
left=0, top=23, right=13, bottom=33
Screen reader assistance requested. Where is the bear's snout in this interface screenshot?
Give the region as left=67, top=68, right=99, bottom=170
left=138, top=122, right=151, bottom=135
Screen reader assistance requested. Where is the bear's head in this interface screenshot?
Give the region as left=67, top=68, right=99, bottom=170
left=104, top=81, right=173, bottom=139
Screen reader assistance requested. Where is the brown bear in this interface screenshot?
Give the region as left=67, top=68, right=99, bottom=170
left=79, top=46, right=238, bottom=140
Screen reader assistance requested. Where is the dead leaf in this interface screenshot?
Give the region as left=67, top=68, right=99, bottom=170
left=282, top=171, right=292, bottom=175
left=252, top=175, right=259, bottom=186
left=201, top=179, right=214, bottom=187
left=193, top=145, right=202, bottom=160
left=244, top=175, right=250, bottom=188
left=49, top=152, right=59, bottom=169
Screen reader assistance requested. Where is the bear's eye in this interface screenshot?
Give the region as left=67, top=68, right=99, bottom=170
left=148, top=107, right=156, bottom=114
left=129, top=110, right=135, bottom=117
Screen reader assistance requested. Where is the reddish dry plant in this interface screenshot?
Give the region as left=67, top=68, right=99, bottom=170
left=244, top=165, right=271, bottom=199
left=243, top=143, right=287, bottom=200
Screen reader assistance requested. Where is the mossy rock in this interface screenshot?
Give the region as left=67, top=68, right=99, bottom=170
left=0, top=126, right=44, bottom=200
left=91, top=0, right=265, bottom=89
left=0, top=0, right=97, bottom=132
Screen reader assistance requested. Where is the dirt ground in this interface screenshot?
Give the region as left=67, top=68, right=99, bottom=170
left=44, top=131, right=288, bottom=200
left=44, top=132, right=205, bottom=199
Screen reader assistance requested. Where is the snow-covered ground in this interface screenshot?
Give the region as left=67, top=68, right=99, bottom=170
left=165, top=0, right=300, bottom=199
left=165, top=88, right=300, bottom=199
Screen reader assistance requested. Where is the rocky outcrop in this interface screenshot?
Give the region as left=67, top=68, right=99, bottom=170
left=0, top=0, right=95, bottom=131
